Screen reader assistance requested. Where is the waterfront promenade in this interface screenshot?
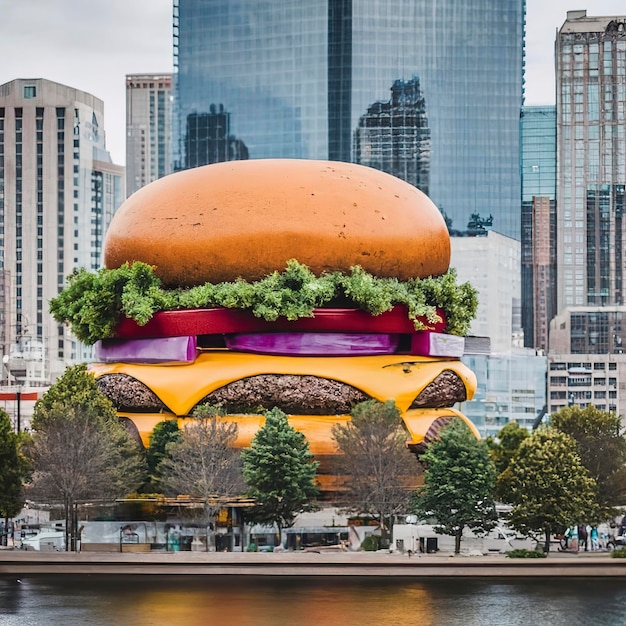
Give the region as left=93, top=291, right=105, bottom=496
left=1, top=549, right=625, bottom=578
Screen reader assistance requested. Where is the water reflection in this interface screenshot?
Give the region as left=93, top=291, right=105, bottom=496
left=1, top=576, right=626, bottom=626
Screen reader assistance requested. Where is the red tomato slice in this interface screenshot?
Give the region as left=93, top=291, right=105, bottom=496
left=113, top=306, right=446, bottom=339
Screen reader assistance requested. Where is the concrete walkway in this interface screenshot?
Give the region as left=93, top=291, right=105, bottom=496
left=1, top=549, right=625, bottom=577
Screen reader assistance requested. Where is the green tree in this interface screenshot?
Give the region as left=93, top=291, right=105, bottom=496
left=500, top=427, right=597, bottom=553
left=0, top=410, right=29, bottom=544
left=242, top=407, right=319, bottom=544
left=32, top=364, right=120, bottom=429
left=487, top=421, right=530, bottom=475
left=332, top=399, right=418, bottom=546
left=144, top=419, right=181, bottom=492
left=550, top=405, right=626, bottom=516
left=486, top=421, right=530, bottom=501
left=27, top=365, right=146, bottom=550
left=412, top=419, right=498, bottom=554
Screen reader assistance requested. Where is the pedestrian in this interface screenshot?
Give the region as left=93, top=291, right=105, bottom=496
left=578, top=524, right=589, bottom=552
left=562, top=526, right=572, bottom=550
left=590, top=526, right=599, bottom=551
left=569, top=525, right=579, bottom=552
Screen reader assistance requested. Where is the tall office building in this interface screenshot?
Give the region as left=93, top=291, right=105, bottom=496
left=556, top=11, right=626, bottom=312
left=173, top=0, right=525, bottom=239
left=520, top=106, right=557, bottom=352
left=550, top=12, right=626, bottom=428
left=0, top=79, right=124, bottom=385
left=354, top=77, right=430, bottom=195
left=126, top=74, right=173, bottom=196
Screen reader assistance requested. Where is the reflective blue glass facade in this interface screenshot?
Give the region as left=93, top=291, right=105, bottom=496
left=462, top=352, right=547, bottom=437
left=520, top=106, right=557, bottom=350
left=174, top=0, right=525, bottom=239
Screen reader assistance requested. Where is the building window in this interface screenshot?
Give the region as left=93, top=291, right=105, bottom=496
left=23, top=86, right=36, bottom=99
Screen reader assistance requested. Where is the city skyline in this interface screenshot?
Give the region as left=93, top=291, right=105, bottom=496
left=1, top=1, right=624, bottom=166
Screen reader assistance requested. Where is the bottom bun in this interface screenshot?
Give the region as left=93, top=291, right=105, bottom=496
left=118, top=407, right=478, bottom=498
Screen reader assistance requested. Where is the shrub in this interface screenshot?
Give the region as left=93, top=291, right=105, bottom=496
left=360, top=535, right=381, bottom=552
left=610, top=547, right=626, bottom=559
left=505, top=548, right=547, bottom=559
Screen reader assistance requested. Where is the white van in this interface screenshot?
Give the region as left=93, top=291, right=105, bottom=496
left=392, top=519, right=535, bottom=554
left=19, top=526, right=65, bottom=551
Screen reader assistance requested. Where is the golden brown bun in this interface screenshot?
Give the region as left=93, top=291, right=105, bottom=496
left=104, top=159, right=450, bottom=287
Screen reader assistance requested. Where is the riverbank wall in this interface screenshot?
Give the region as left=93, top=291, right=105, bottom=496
left=1, top=550, right=625, bottom=578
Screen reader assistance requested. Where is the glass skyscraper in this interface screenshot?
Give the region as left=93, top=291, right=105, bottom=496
left=520, top=106, right=557, bottom=351
left=173, top=0, right=525, bottom=239
left=462, top=352, right=547, bottom=437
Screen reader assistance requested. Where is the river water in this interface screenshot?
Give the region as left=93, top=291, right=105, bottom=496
left=1, top=576, right=626, bottom=626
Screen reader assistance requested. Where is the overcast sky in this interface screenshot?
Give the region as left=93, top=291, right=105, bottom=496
left=1, top=1, right=625, bottom=166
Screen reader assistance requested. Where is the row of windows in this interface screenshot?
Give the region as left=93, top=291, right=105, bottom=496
left=551, top=390, right=618, bottom=400
left=550, top=375, right=617, bottom=384
left=550, top=361, right=617, bottom=370
left=550, top=376, right=617, bottom=385
left=551, top=403, right=618, bottom=412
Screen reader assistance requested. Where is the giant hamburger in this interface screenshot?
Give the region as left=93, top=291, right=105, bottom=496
left=51, top=159, right=479, bottom=495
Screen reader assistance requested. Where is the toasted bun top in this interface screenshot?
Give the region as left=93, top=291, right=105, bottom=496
left=104, top=159, right=450, bottom=287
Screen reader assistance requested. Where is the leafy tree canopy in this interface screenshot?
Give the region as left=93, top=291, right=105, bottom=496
left=0, top=410, right=29, bottom=519
left=412, top=419, right=498, bottom=554
left=242, top=407, right=319, bottom=539
left=499, top=427, right=597, bottom=552
left=486, top=421, right=530, bottom=476
left=550, top=404, right=626, bottom=515
left=31, top=363, right=117, bottom=430
left=50, top=260, right=477, bottom=344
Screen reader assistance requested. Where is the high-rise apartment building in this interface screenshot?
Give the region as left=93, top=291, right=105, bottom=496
left=0, top=79, right=124, bottom=384
left=555, top=11, right=626, bottom=312
left=126, top=74, right=172, bottom=196
left=173, top=0, right=525, bottom=239
left=520, top=106, right=557, bottom=352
